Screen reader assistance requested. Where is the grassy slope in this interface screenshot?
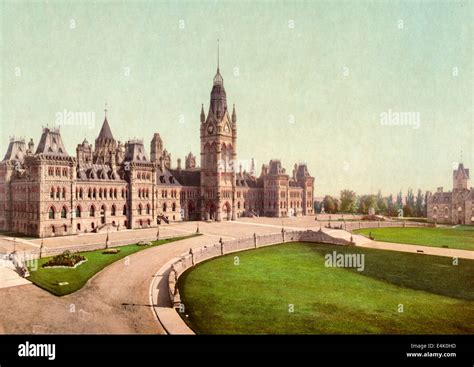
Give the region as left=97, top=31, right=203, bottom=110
left=353, top=226, right=474, bottom=250
left=27, top=235, right=194, bottom=296
left=178, top=242, right=474, bottom=334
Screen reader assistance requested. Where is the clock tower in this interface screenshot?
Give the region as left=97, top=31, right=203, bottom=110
left=200, top=50, right=237, bottom=221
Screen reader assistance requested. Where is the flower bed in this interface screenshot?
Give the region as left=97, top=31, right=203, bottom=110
left=43, top=250, right=86, bottom=268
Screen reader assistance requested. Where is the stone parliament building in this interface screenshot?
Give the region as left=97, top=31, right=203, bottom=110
left=0, top=65, right=314, bottom=237
left=426, top=162, right=473, bottom=225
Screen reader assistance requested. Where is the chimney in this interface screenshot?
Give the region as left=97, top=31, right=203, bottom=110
left=437, top=187, right=443, bottom=193
left=177, top=158, right=181, bottom=171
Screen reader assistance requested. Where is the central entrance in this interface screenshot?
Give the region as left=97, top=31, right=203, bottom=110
left=206, top=201, right=217, bottom=221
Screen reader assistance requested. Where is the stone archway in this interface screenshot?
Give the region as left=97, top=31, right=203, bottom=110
left=223, top=202, right=231, bottom=221
left=206, top=201, right=216, bottom=221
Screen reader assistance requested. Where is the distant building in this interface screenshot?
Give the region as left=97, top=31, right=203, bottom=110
left=0, top=61, right=314, bottom=237
left=426, top=163, right=473, bottom=225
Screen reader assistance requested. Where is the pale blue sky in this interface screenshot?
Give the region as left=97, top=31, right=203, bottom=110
left=1, top=0, right=472, bottom=196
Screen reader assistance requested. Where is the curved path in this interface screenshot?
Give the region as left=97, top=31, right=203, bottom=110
left=0, top=217, right=472, bottom=334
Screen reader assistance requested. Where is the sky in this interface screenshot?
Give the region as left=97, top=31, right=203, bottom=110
left=0, top=0, right=472, bottom=197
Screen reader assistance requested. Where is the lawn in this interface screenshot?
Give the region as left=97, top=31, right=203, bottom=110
left=353, top=226, right=474, bottom=251
left=178, top=242, right=474, bottom=334
left=27, top=235, right=196, bottom=296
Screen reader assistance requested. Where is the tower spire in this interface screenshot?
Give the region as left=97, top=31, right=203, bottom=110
left=217, top=39, right=220, bottom=71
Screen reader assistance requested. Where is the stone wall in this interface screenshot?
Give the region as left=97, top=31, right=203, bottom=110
left=167, top=229, right=353, bottom=308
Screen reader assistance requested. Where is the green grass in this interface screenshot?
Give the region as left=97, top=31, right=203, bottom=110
left=178, top=242, right=474, bottom=334
left=27, top=235, right=196, bottom=296
left=354, top=226, right=474, bottom=250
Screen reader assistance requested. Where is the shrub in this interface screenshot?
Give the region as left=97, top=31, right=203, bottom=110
left=102, top=248, right=120, bottom=254
left=43, top=250, right=86, bottom=268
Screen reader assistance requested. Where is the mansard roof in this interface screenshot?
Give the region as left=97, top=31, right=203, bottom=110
left=235, top=172, right=263, bottom=188
left=296, top=163, right=311, bottom=178
left=268, top=159, right=286, bottom=175
left=2, top=139, right=27, bottom=162
left=170, top=169, right=201, bottom=187
left=124, top=140, right=149, bottom=162
left=35, top=128, right=69, bottom=157
left=76, top=163, right=123, bottom=181
left=431, top=191, right=452, bottom=203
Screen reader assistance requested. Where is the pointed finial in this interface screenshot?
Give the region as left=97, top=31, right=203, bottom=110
left=104, top=102, right=108, bottom=118
left=217, top=39, right=220, bottom=71
left=460, top=150, right=463, bottom=163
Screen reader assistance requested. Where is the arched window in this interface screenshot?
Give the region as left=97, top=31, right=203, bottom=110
left=121, top=189, right=125, bottom=198
left=93, top=188, right=97, bottom=199
left=56, top=187, right=60, bottom=199
left=114, top=189, right=117, bottom=198
left=88, top=188, right=92, bottom=198
left=123, top=205, right=127, bottom=215
left=75, top=206, right=81, bottom=218
left=146, top=204, right=151, bottom=214
left=172, top=202, right=176, bottom=212
left=99, top=188, right=103, bottom=198
left=109, top=188, right=113, bottom=198
left=445, top=207, right=449, bottom=216
left=61, top=206, right=67, bottom=219
left=62, top=187, right=66, bottom=199
left=90, top=205, right=95, bottom=217
left=163, top=203, right=167, bottom=212
left=111, top=205, right=116, bottom=216
left=138, top=204, right=143, bottom=215
left=49, top=207, right=55, bottom=219
left=50, top=187, right=55, bottom=199
left=79, top=188, right=83, bottom=199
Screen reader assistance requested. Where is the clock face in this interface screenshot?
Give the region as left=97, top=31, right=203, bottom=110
left=207, top=124, right=214, bottom=134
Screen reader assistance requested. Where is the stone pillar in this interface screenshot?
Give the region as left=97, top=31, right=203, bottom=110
left=253, top=232, right=257, bottom=248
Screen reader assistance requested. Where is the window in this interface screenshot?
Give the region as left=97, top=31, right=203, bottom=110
left=163, top=203, right=167, bottom=212
left=61, top=207, right=67, bottom=218
left=172, top=203, right=176, bottom=212
left=62, top=187, right=66, bottom=199
left=75, top=206, right=81, bottom=218
left=49, top=207, right=55, bottom=219
left=111, top=205, right=116, bottom=216
left=138, top=204, right=143, bottom=215
left=50, top=187, right=55, bottom=199
left=90, top=206, right=95, bottom=217
left=123, top=205, right=127, bottom=215
left=56, top=187, right=60, bottom=199
left=146, top=204, right=151, bottom=215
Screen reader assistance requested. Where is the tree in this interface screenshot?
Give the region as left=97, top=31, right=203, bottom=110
left=386, top=194, right=398, bottom=217
left=396, top=191, right=403, bottom=210
left=340, top=190, right=357, bottom=213
left=359, top=195, right=378, bottom=214
left=323, top=195, right=339, bottom=214
left=415, top=189, right=424, bottom=217
left=376, top=190, right=387, bottom=215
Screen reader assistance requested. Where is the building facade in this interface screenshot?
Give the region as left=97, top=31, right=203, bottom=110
left=426, top=163, right=473, bottom=225
left=0, top=65, right=314, bottom=237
